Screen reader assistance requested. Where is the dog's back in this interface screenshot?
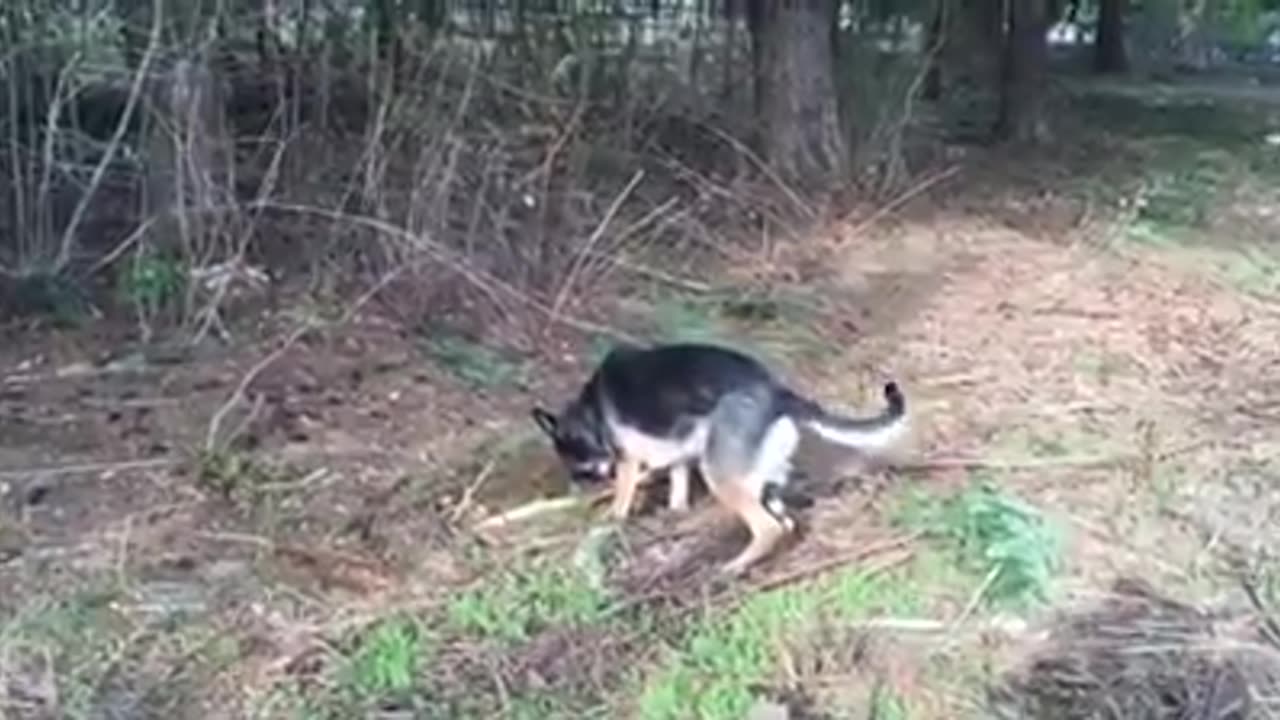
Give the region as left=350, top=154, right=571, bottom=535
left=592, top=343, right=778, bottom=437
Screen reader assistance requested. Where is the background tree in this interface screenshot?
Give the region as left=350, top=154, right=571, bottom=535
left=757, top=0, right=848, bottom=187
left=1095, top=0, right=1129, bottom=72
left=995, top=0, right=1055, bottom=142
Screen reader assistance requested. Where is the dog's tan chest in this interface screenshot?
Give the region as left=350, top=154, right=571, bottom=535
left=610, top=419, right=709, bottom=470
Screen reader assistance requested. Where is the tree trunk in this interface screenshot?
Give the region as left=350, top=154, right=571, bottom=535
left=1094, top=0, right=1128, bottom=73
left=746, top=0, right=766, bottom=125
left=1174, top=0, right=1212, bottom=71
left=994, top=0, right=1052, bottom=143
left=923, top=0, right=947, bottom=101
left=759, top=0, right=847, bottom=187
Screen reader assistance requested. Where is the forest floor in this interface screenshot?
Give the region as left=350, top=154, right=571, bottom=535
left=2, top=76, right=1280, bottom=719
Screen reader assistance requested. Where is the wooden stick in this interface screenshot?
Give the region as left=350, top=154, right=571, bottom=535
left=0, top=457, right=179, bottom=480
left=471, top=494, right=604, bottom=531
left=750, top=532, right=921, bottom=594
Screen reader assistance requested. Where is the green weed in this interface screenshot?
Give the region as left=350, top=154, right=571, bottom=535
left=870, top=681, right=912, bottom=720
left=194, top=448, right=297, bottom=505
left=344, top=616, right=428, bottom=701
left=894, top=480, right=1062, bottom=610
left=119, top=252, right=187, bottom=325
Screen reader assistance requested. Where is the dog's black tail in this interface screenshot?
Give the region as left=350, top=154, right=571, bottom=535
left=780, top=382, right=908, bottom=454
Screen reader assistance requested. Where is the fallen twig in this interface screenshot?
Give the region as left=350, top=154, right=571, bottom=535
left=946, top=564, right=1001, bottom=638
left=750, top=531, right=922, bottom=595
left=0, top=457, right=180, bottom=481
left=546, top=169, right=647, bottom=333
left=1239, top=575, right=1280, bottom=649
left=447, top=460, right=497, bottom=524
left=839, top=164, right=961, bottom=242
left=898, top=454, right=1137, bottom=472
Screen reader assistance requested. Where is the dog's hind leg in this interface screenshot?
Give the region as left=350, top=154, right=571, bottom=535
left=707, top=477, right=790, bottom=576
left=703, top=391, right=802, bottom=576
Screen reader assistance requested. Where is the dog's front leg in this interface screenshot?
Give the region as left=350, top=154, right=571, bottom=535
left=667, top=464, right=690, bottom=512
left=609, top=457, right=645, bottom=521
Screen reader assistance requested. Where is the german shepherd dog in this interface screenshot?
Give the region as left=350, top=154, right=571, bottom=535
left=532, top=342, right=909, bottom=576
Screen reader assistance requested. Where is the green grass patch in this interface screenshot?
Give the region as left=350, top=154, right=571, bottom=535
left=446, top=559, right=611, bottom=644
left=869, top=682, right=913, bottom=720
left=0, top=583, right=132, bottom=718
left=894, top=480, right=1063, bottom=611
left=1129, top=147, right=1236, bottom=235
left=0, top=579, right=234, bottom=719
left=262, top=615, right=435, bottom=719
left=1094, top=137, right=1280, bottom=298
left=343, top=615, right=428, bottom=702
left=1067, top=85, right=1280, bottom=298
left=1072, top=87, right=1273, bottom=148
left=417, top=327, right=528, bottom=390
left=611, top=284, right=828, bottom=369
left=635, top=565, right=920, bottom=720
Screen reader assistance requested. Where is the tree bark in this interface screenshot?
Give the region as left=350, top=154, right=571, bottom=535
left=759, top=0, right=847, bottom=187
left=923, top=0, right=947, bottom=101
left=745, top=0, right=766, bottom=125
left=1094, top=0, right=1128, bottom=73
left=994, top=0, right=1052, bottom=143
left=1174, top=0, right=1212, bottom=71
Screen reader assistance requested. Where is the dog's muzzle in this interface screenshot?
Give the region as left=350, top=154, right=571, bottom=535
left=569, top=460, right=613, bottom=485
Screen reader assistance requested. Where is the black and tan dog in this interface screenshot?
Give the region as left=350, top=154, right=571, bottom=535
left=532, top=342, right=908, bottom=576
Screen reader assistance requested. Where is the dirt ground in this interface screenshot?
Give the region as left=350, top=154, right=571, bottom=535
left=3, top=84, right=1280, bottom=719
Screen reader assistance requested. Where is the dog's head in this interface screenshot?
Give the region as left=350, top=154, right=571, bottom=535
left=531, top=404, right=615, bottom=486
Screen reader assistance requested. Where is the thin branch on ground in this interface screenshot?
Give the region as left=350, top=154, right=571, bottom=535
left=750, top=532, right=921, bottom=595
left=840, top=164, right=962, bottom=241
left=1239, top=575, right=1280, bottom=649
left=898, top=453, right=1137, bottom=472
left=0, top=458, right=180, bottom=481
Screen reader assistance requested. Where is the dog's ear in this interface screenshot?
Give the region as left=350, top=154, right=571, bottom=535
left=531, top=407, right=559, bottom=437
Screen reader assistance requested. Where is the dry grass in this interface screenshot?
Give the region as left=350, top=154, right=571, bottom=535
left=989, top=576, right=1280, bottom=720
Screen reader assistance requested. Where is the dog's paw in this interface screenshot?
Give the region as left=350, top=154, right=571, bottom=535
left=883, top=381, right=905, bottom=413
left=719, top=559, right=750, bottom=578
